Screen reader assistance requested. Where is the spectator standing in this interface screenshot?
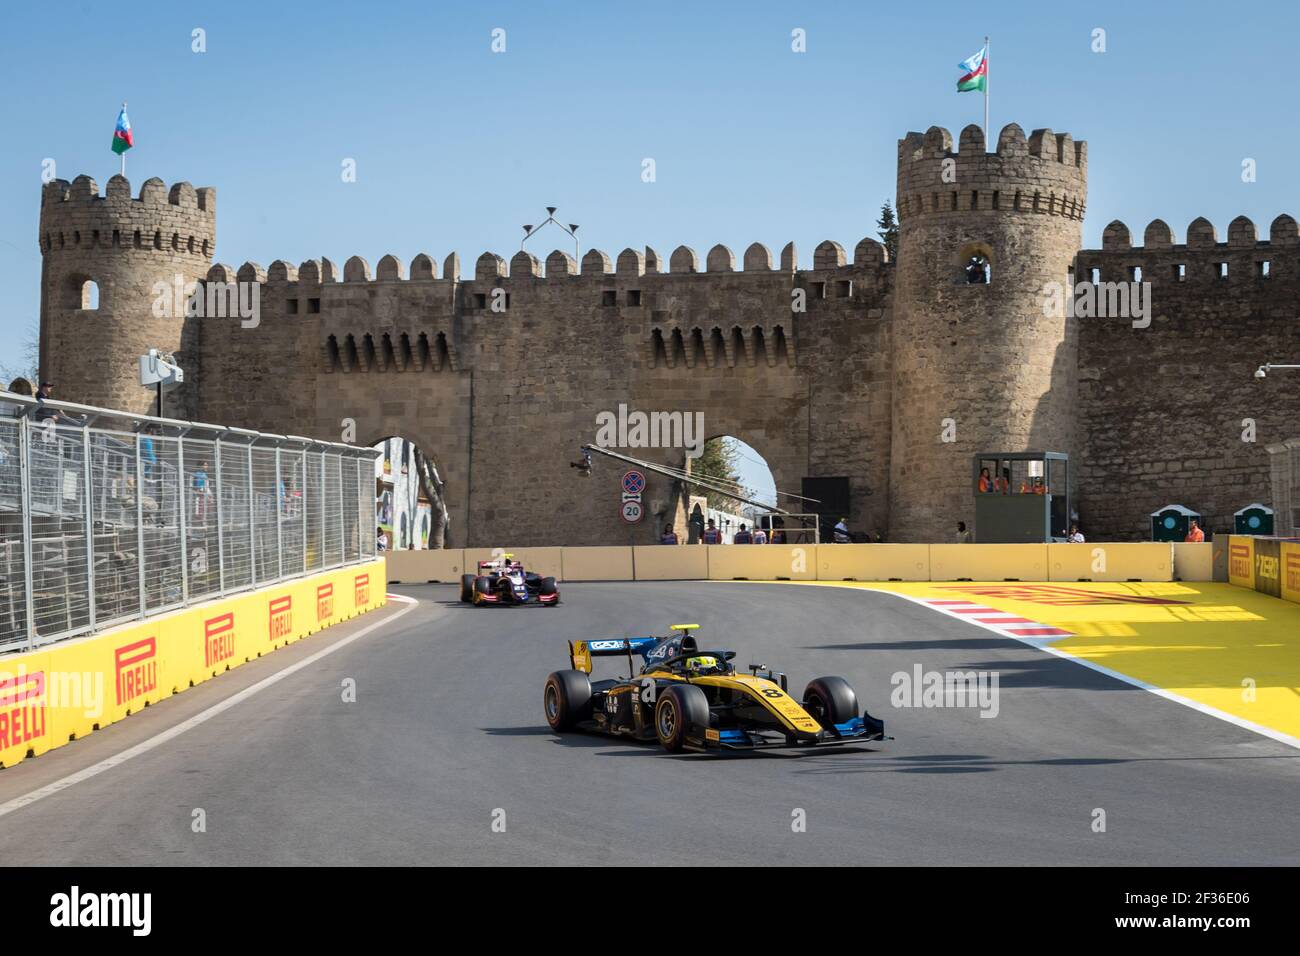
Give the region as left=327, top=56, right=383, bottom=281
left=701, top=519, right=721, bottom=544
left=733, top=523, right=752, bottom=544
left=192, top=459, right=212, bottom=522
left=660, top=524, right=679, bottom=545
left=832, top=517, right=850, bottom=543
left=955, top=521, right=973, bottom=544
left=1068, top=524, right=1085, bottom=543
left=752, top=525, right=768, bottom=545
left=1185, top=520, right=1205, bottom=543
left=977, top=467, right=992, bottom=493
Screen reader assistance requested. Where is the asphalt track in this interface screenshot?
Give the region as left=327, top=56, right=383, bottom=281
left=0, top=582, right=1296, bottom=866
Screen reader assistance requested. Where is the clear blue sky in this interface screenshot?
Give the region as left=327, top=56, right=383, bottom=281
left=1, top=0, right=1292, bottom=387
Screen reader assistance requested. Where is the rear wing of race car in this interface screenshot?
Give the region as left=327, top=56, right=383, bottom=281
left=569, top=637, right=659, bottom=674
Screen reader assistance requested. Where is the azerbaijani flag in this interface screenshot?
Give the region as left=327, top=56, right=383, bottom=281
left=957, top=46, right=987, bottom=92
left=111, top=107, right=134, bottom=155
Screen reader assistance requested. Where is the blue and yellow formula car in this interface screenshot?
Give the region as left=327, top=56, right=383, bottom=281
left=543, top=625, right=888, bottom=753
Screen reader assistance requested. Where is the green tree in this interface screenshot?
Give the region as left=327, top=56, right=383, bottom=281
left=689, top=437, right=741, bottom=511
left=876, top=200, right=899, bottom=264
left=0, top=321, right=39, bottom=387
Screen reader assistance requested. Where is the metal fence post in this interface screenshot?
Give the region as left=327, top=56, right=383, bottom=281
left=177, top=432, right=189, bottom=604
left=337, top=453, right=345, bottom=566
left=321, top=451, right=327, bottom=568
left=301, top=450, right=308, bottom=575
left=82, top=424, right=96, bottom=633
left=274, top=446, right=284, bottom=582
left=247, top=442, right=256, bottom=585
left=215, top=438, right=225, bottom=596
left=135, top=433, right=146, bottom=618
left=19, top=417, right=36, bottom=650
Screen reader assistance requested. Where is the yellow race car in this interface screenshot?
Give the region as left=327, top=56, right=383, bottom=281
left=543, top=625, right=888, bottom=753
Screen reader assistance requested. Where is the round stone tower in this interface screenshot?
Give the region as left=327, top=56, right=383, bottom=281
left=889, top=123, right=1087, bottom=542
left=38, top=173, right=215, bottom=416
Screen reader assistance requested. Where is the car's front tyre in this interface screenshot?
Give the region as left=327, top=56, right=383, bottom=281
left=803, top=676, right=859, bottom=729
left=544, top=670, right=593, bottom=731
left=460, top=574, right=476, bottom=603
left=654, top=683, right=710, bottom=752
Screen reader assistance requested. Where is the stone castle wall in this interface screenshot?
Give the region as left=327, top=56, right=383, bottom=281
left=1074, top=214, right=1300, bottom=536
left=34, top=124, right=1299, bottom=545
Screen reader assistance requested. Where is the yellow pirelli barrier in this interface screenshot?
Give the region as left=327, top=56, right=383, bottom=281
left=816, top=543, right=931, bottom=581
left=1172, top=542, right=1215, bottom=582
left=0, top=559, right=386, bottom=770
left=930, top=544, right=1049, bottom=581
left=1282, top=542, right=1300, bottom=605
left=561, top=547, right=635, bottom=582
left=465, top=547, right=563, bottom=580
left=706, top=544, right=817, bottom=581
left=1047, top=542, right=1173, bottom=582
left=385, top=548, right=467, bottom=583
left=631, top=545, right=709, bottom=580
left=1227, top=535, right=1256, bottom=589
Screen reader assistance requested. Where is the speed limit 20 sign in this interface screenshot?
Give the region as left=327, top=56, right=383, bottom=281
left=621, top=470, right=645, bottom=523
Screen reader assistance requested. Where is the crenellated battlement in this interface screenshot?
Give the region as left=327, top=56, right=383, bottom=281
left=39, top=174, right=215, bottom=260
left=233, top=237, right=890, bottom=293
left=1076, top=213, right=1299, bottom=284
left=896, top=123, right=1087, bottom=223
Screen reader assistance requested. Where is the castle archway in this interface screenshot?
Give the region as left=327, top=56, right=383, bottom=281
left=370, top=436, right=451, bottom=551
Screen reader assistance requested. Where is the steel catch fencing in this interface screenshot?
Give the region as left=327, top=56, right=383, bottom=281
left=0, top=391, right=379, bottom=653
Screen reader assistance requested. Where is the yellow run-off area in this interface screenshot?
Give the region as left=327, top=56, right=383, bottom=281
left=777, top=579, right=1300, bottom=745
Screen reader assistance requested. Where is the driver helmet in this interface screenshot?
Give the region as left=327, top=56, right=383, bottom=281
left=684, top=655, right=721, bottom=675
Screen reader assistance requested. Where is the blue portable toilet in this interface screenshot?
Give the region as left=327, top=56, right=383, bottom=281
left=1151, top=504, right=1200, bottom=542
left=1234, top=503, right=1274, bottom=536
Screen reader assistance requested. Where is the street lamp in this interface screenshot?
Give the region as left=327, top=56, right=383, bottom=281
left=521, top=206, right=580, bottom=262
left=1255, top=363, right=1300, bottom=379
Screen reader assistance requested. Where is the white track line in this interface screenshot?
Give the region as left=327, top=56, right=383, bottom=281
left=0, top=594, right=418, bottom=820
left=884, top=589, right=1300, bottom=752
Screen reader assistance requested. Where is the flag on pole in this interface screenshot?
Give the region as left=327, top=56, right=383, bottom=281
left=957, top=46, right=987, bottom=92
left=111, top=106, right=134, bottom=155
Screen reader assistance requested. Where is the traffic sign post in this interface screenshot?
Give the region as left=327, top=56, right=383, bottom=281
left=621, top=470, right=645, bottom=523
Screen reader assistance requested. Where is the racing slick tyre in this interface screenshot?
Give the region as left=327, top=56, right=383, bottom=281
left=654, top=684, right=710, bottom=753
left=539, top=576, right=559, bottom=605
left=460, top=574, right=476, bottom=603
left=473, top=576, right=493, bottom=605
left=544, top=670, right=593, bottom=731
left=802, top=676, right=858, bottom=729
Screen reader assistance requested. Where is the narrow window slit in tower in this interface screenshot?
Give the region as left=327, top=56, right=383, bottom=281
left=1257, top=260, right=1270, bottom=278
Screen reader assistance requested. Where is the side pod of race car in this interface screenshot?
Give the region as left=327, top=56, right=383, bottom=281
left=460, top=553, right=560, bottom=607
left=543, top=624, right=889, bottom=753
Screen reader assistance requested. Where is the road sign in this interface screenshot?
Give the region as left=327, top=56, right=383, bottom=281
left=621, top=499, right=644, bottom=523
left=622, top=470, right=646, bottom=495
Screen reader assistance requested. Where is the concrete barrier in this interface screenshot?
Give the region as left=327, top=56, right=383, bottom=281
left=1173, top=542, right=1215, bottom=581
left=930, top=544, right=1049, bottom=581
left=0, top=560, right=387, bottom=769
left=706, top=544, right=817, bottom=581
left=631, top=545, right=709, bottom=580
left=1047, top=542, right=1174, bottom=582
left=465, top=547, right=563, bottom=580
left=816, top=543, right=931, bottom=581
left=1227, top=536, right=1255, bottom=589
left=561, top=546, right=635, bottom=581
left=1283, top=542, right=1300, bottom=605
left=385, top=548, right=467, bottom=583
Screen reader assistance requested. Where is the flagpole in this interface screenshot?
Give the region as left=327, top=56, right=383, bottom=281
left=977, top=37, right=987, bottom=147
